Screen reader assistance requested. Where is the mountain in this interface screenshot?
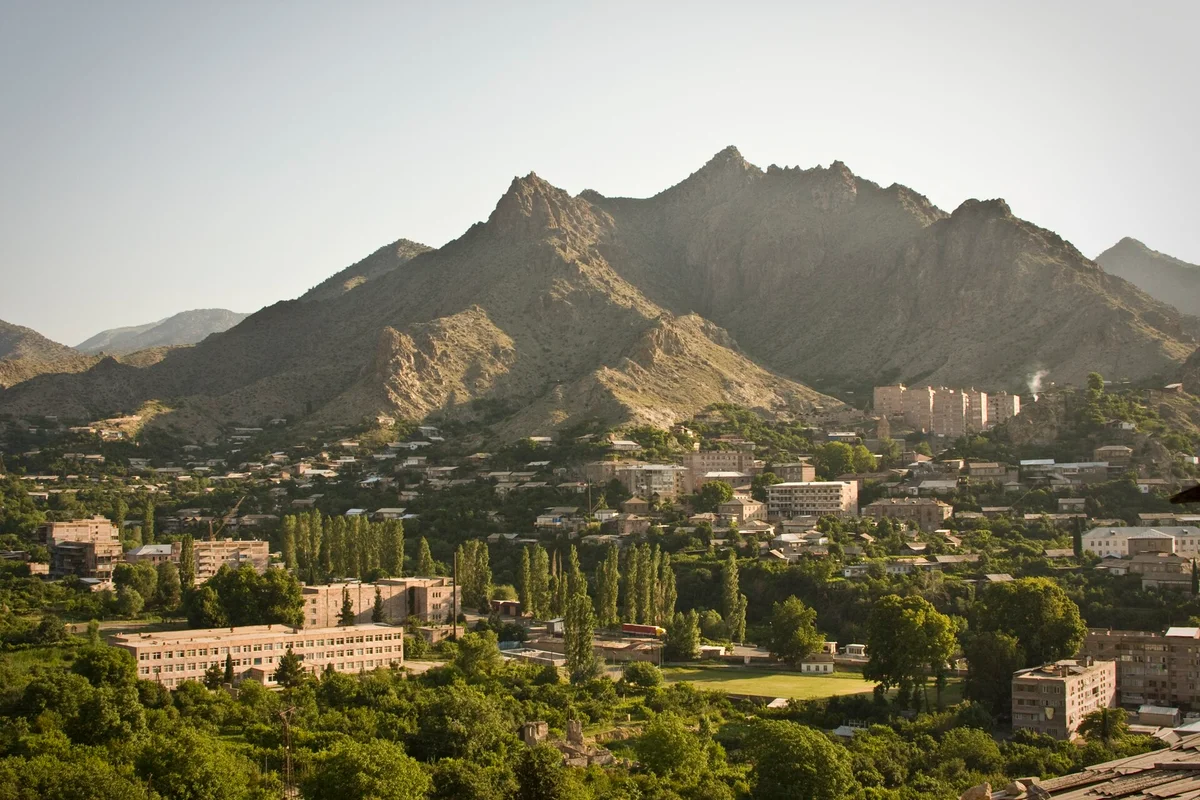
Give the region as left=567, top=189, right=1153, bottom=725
left=1095, top=237, right=1200, bottom=317
left=301, top=239, right=433, bottom=302
left=0, top=319, right=96, bottom=389
left=76, top=309, right=250, bottom=355
left=2, top=148, right=1194, bottom=437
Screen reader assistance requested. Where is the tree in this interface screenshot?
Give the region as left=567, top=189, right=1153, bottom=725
left=273, top=648, right=307, bottom=688
left=813, top=442, right=855, bottom=479
left=694, top=480, right=734, bottom=513
left=564, top=547, right=600, bottom=684
left=136, top=727, right=260, bottom=800
left=372, top=586, right=386, bottom=622
left=974, top=577, right=1087, bottom=667
left=203, top=662, right=224, bottom=689
left=155, top=561, right=182, bottom=610
left=658, top=553, right=677, bottom=626
left=519, top=546, right=532, bottom=613
left=963, top=631, right=1025, bottom=718
left=1078, top=707, right=1130, bottom=745
left=142, top=500, right=155, bottom=544
left=635, top=713, right=705, bottom=778
left=453, top=630, right=504, bottom=679
left=514, top=743, right=571, bottom=800
left=303, top=738, right=431, bottom=800
left=864, top=595, right=957, bottom=710
left=529, top=545, right=551, bottom=620
left=722, top=551, right=747, bottom=643
left=281, top=516, right=298, bottom=572
left=665, top=610, right=700, bottom=660
left=744, top=719, right=855, bottom=800
left=383, top=519, right=405, bottom=577
left=595, top=545, right=620, bottom=629
left=751, top=471, right=783, bottom=502
left=622, top=661, right=663, bottom=688
left=73, top=645, right=138, bottom=687
left=178, top=535, right=195, bottom=588
left=223, top=653, right=234, bottom=684
left=767, top=596, right=824, bottom=666
left=115, top=585, right=144, bottom=617
left=340, top=587, right=356, bottom=626
left=417, top=537, right=436, bottom=576
left=185, top=584, right=228, bottom=628
left=115, top=561, right=158, bottom=602
left=623, top=546, right=641, bottom=624
left=31, top=613, right=67, bottom=645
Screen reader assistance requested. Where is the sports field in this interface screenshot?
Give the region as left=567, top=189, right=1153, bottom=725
left=660, top=665, right=878, bottom=699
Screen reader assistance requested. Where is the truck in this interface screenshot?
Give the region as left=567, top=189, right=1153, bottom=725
left=621, top=623, right=665, bottom=638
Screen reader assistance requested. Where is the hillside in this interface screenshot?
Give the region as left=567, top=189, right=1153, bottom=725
left=2, top=147, right=1195, bottom=437
left=76, top=308, right=250, bottom=355
left=0, top=319, right=95, bottom=389
left=1095, top=237, right=1200, bottom=317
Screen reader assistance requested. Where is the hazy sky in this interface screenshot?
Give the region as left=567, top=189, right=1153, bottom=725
left=1, top=1, right=1197, bottom=345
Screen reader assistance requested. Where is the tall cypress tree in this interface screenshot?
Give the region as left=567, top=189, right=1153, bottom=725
left=723, top=550, right=747, bottom=643
left=372, top=586, right=385, bottom=622
left=143, top=500, right=155, bottom=545
left=340, top=587, right=355, bottom=626
left=178, top=535, right=195, bottom=589
left=383, top=520, right=405, bottom=577
left=417, top=537, right=436, bottom=576
left=474, top=542, right=493, bottom=611
left=623, top=546, right=641, bottom=624
left=281, top=516, right=298, bottom=571
left=345, top=517, right=360, bottom=580
left=658, top=552, right=677, bottom=626
left=519, top=546, right=532, bottom=613
left=530, top=545, right=551, bottom=619
left=330, top=515, right=348, bottom=577
left=564, top=545, right=599, bottom=683
left=595, top=544, right=620, bottom=629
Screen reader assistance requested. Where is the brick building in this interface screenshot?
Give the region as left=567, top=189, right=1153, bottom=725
left=680, top=451, right=757, bottom=493
left=1011, top=658, right=1117, bottom=740
left=1082, top=626, right=1200, bottom=709
left=861, top=498, right=952, bottom=531
left=302, top=577, right=457, bottom=628
left=774, top=461, right=816, bottom=483
left=41, top=517, right=123, bottom=580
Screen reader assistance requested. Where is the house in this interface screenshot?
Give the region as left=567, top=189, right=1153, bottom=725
left=917, top=479, right=958, bottom=495
left=966, top=461, right=1007, bottom=480
left=621, top=496, right=651, bottom=515
left=1058, top=497, right=1086, bottom=513
left=717, top=496, right=766, bottom=525
left=800, top=654, right=835, bottom=674
left=861, top=497, right=952, bottom=531
left=843, top=644, right=867, bottom=657
left=1094, top=444, right=1134, bottom=468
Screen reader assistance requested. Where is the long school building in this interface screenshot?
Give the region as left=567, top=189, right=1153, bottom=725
left=114, top=623, right=403, bottom=688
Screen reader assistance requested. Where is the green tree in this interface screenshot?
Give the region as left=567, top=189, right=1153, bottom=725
left=204, top=661, right=224, bottom=689
left=514, top=743, right=571, bottom=800
left=417, top=536, right=436, bottom=576
left=974, top=577, right=1087, bottom=667
left=623, top=545, right=641, bottom=624
left=73, top=644, right=138, bottom=687
left=722, top=551, right=747, bottom=643
left=340, top=587, right=355, bottom=626
left=529, top=545, right=551, bottom=620
left=383, top=519, right=405, bottom=577
left=963, top=631, right=1025, bottom=718
left=814, top=442, right=855, bottom=479
left=136, top=728, right=262, bottom=800
left=658, top=552, right=677, bottom=627
left=223, top=653, right=234, bottom=684
left=185, top=584, right=229, bottom=628
left=564, top=547, right=600, bottom=684
left=281, top=516, right=298, bottom=572
left=178, top=534, right=195, bottom=588
left=766, top=596, right=824, bottom=666
left=372, top=586, right=386, bottom=622
left=453, top=630, right=504, bottom=679
left=303, top=738, right=431, bottom=800
left=142, top=500, right=155, bottom=544
left=745, top=719, right=855, bottom=800
left=865, top=595, right=957, bottom=710
left=695, top=480, right=734, bottom=513
left=155, top=561, right=182, bottom=610
left=622, top=661, right=663, bottom=688
left=665, top=610, right=700, bottom=660
left=595, top=544, right=621, bottom=629
left=850, top=444, right=876, bottom=473
left=1078, top=707, right=1130, bottom=745
left=751, top=471, right=783, bottom=502
left=116, top=585, right=144, bottom=617
left=519, top=546, right=532, bottom=613
left=273, top=648, right=307, bottom=688
left=635, top=713, right=705, bottom=778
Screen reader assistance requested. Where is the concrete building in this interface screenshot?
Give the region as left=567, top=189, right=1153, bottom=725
left=774, top=461, right=816, bottom=483
left=873, top=384, right=908, bottom=419
left=987, top=392, right=1021, bottom=426
left=717, top=496, right=766, bottom=525
left=965, top=389, right=989, bottom=432
left=191, top=539, right=270, bottom=583
left=41, top=517, right=123, bottom=580
left=861, top=498, right=952, bottom=531
left=766, top=481, right=858, bottom=519
left=1011, top=658, right=1117, bottom=740
left=115, top=622, right=403, bottom=688
left=616, top=464, right=687, bottom=501
left=966, top=461, right=1008, bottom=480
left=1083, top=627, right=1200, bottom=710
left=1084, top=527, right=1200, bottom=558
left=932, top=388, right=969, bottom=439
left=680, top=451, right=757, bottom=493
left=1094, top=444, right=1134, bottom=469
left=302, top=577, right=457, bottom=628
left=125, top=543, right=175, bottom=568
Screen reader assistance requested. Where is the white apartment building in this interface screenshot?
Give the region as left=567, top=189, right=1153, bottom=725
left=1083, top=527, right=1200, bottom=558
left=115, top=623, right=403, bottom=688
left=766, top=481, right=858, bottom=519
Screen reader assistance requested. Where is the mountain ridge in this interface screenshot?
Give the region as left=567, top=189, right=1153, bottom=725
left=76, top=308, right=251, bottom=355
left=1095, top=237, right=1200, bottom=317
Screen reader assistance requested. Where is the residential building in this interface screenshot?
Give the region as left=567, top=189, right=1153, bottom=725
left=932, top=388, right=969, bottom=439
left=902, top=386, right=936, bottom=433
left=1010, top=658, right=1117, bottom=740
left=190, top=539, right=270, bottom=583
left=861, top=498, right=952, bottom=531
left=41, top=517, right=123, bottom=580
left=987, top=392, right=1021, bottom=426
left=774, top=461, right=816, bottom=483
left=717, top=496, right=766, bottom=525
left=965, top=389, right=989, bottom=432
left=1128, top=553, right=1193, bottom=592
left=966, top=461, right=1007, bottom=480
left=766, top=481, right=858, bottom=519
left=1083, top=627, right=1200, bottom=710
left=1094, top=444, right=1134, bottom=469
left=302, top=577, right=457, bottom=628
left=873, top=385, right=908, bottom=419
left=1084, top=527, right=1200, bottom=558
left=615, top=464, right=686, bottom=501
left=125, top=543, right=175, bottom=568
left=680, top=451, right=757, bottom=493
left=114, top=622, right=403, bottom=688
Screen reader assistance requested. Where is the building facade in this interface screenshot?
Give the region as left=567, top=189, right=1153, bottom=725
left=115, top=622, right=403, bottom=688
left=1084, top=526, right=1200, bottom=558
left=766, top=481, right=858, bottom=519
left=680, top=451, right=757, bottom=493
left=774, top=461, right=816, bottom=483
left=41, top=517, right=123, bottom=580
left=862, top=498, right=952, bottom=531
left=302, top=577, right=457, bottom=628
left=1083, top=627, right=1200, bottom=710
left=616, top=464, right=687, bottom=501
left=1011, top=658, right=1117, bottom=740
left=987, top=392, right=1021, bottom=426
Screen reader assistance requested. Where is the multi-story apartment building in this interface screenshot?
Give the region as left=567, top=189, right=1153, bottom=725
left=873, top=385, right=908, bottom=420
left=680, top=451, right=757, bottom=493
left=115, top=622, right=403, bottom=688
left=1011, top=658, right=1117, bottom=740
left=1082, top=627, right=1200, bottom=710
left=191, top=538, right=270, bottom=582
left=965, top=389, right=989, bottom=432
left=302, top=577, right=457, bottom=628
left=1094, top=445, right=1134, bottom=469
left=41, top=517, right=124, bottom=580
left=932, top=389, right=969, bottom=439
left=717, top=496, right=766, bottom=526
left=987, top=392, right=1021, bottom=426
left=616, top=464, right=687, bottom=501
left=1083, top=526, right=1200, bottom=558
left=861, top=498, right=952, bottom=532
left=902, top=386, right=936, bottom=433
left=774, top=461, right=816, bottom=483
left=766, top=481, right=858, bottom=520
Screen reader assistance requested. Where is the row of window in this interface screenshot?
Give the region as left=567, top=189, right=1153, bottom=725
left=133, top=632, right=400, bottom=661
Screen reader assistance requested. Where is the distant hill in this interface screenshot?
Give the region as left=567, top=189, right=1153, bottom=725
left=0, top=319, right=95, bottom=389
left=3, top=147, right=1196, bottom=438
left=76, top=309, right=250, bottom=355
left=1095, top=237, right=1200, bottom=317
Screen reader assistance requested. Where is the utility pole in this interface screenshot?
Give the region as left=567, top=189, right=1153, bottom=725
left=452, top=549, right=458, bottom=640
left=279, top=706, right=296, bottom=798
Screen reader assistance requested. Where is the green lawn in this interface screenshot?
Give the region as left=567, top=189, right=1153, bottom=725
left=660, top=665, right=878, bottom=700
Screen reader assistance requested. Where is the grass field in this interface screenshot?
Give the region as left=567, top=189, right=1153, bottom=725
left=660, top=665, right=879, bottom=700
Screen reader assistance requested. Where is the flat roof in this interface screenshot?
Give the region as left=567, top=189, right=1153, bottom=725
left=113, top=622, right=399, bottom=647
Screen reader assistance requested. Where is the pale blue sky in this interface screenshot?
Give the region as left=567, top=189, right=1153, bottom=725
left=1, top=1, right=1197, bottom=345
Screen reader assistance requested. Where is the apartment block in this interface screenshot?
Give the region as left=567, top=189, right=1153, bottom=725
left=1083, top=627, right=1200, bottom=709
left=191, top=539, right=270, bottom=583
left=680, top=451, right=757, bottom=493
left=774, top=461, right=816, bottom=483
left=1084, top=526, right=1200, bottom=558
left=873, top=385, right=908, bottom=419
left=862, top=498, right=952, bottom=531
left=876, top=384, right=1018, bottom=434
left=41, top=517, right=124, bottom=580
left=717, top=496, right=767, bottom=525
left=932, top=389, right=969, bottom=439
left=616, top=463, right=687, bottom=501
left=115, top=622, right=403, bottom=688
left=988, top=392, right=1021, bottom=425
left=965, top=389, right=989, bottom=432
left=302, top=577, right=457, bottom=628
left=902, top=386, right=936, bottom=433
left=766, top=481, right=858, bottom=519
left=1011, top=658, right=1117, bottom=740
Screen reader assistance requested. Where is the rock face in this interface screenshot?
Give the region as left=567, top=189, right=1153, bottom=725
left=1095, top=237, right=1200, bottom=317
left=76, top=309, right=250, bottom=355
left=2, top=148, right=1195, bottom=435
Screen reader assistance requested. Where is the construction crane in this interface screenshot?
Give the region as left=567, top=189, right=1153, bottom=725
left=208, top=495, right=247, bottom=541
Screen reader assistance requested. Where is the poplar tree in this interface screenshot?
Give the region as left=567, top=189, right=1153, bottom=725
left=563, top=546, right=599, bottom=683
left=723, top=551, right=747, bottom=643
left=383, top=520, right=405, bottom=577
left=623, top=546, right=641, bottom=624
left=530, top=545, right=551, bottom=619
left=330, top=516, right=348, bottom=577
left=658, top=553, right=677, bottom=626
left=519, top=546, right=532, bottom=613
left=416, top=537, right=436, bottom=576
left=595, top=545, right=620, bottom=629
left=318, top=516, right=332, bottom=580
left=345, top=518, right=360, bottom=580
left=473, top=541, right=493, bottom=610
left=281, top=517, right=298, bottom=571
left=178, top=535, right=195, bottom=589
left=142, top=500, right=155, bottom=544
left=645, top=545, right=661, bottom=625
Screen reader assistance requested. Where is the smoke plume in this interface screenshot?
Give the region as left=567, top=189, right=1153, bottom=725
left=1027, top=369, right=1049, bottom=401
